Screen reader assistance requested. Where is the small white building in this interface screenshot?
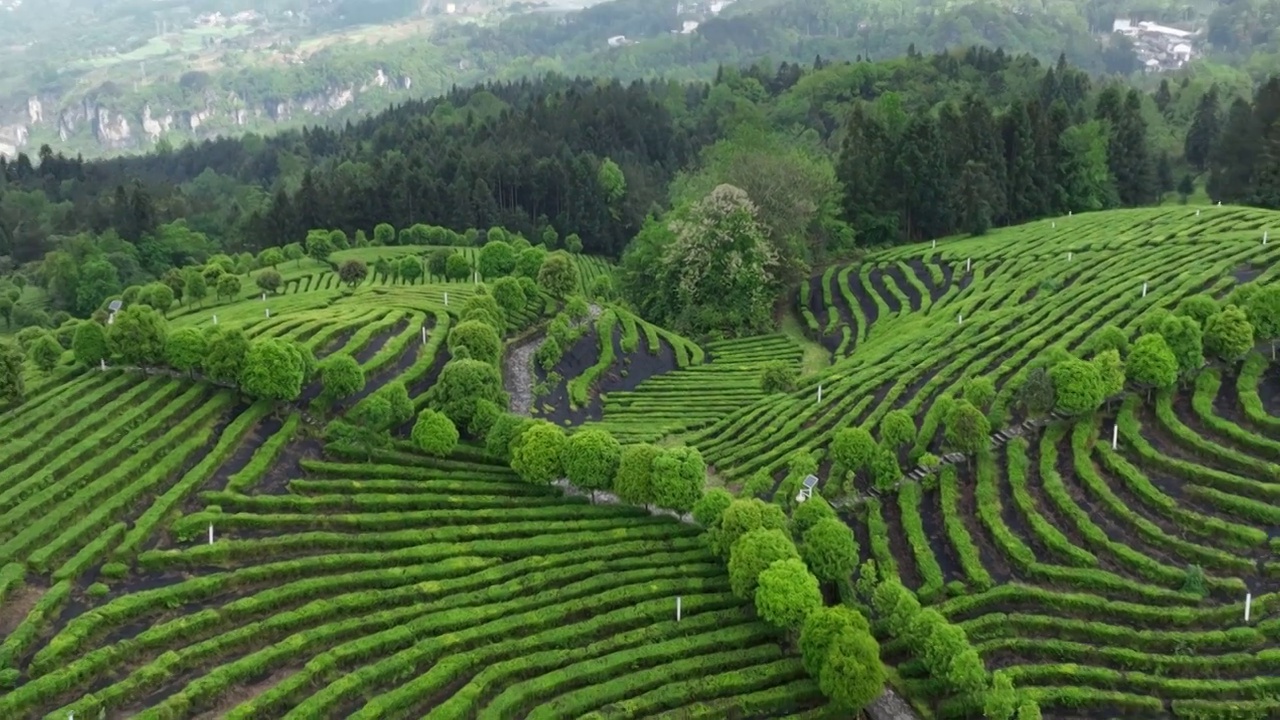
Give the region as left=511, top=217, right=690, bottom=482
left=680, top=20, right=699, bottom=33
left=607, top=35, right=627, bottom=47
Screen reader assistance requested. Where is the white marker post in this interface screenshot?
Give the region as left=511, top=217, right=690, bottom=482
left=265, top=308, right=271, bottom=318
left=966, top=258, right=971, bottom=273
left=1196, top=209, right=1201, bottom=216
left=443, top=292, right=449, bottom=306
left=676, top=596, right=682, bottom=622
left=212, top=314, right=218, bottom=325
left=1142, top=282, right=1148, bottom=298
left=107, top=313, right=115, bottom=326
left=1265, top=231, right=1270, bottom=245
left=931, top=239, right=936, bottom=249
left=1068, top=251, right=1073, bottom=262
left=208, top=523, right=214, bottom=545
left=1052, top=221, right=1056, bottom=229
left=958, top=313, right=963, bottom=325
left=100, top=359, right=106, bottom=371
left=1246, top=592, right=1253, bottom=622
left=421, top=326, right=427, bottom=345
left=261, top=292, right=266, bottom=301
left=1112, top=425, right=1118, bottom=450
left=817, top=384, right=822, bottom=405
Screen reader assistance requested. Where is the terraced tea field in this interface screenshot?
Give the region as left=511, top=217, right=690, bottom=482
left=6, top=205, right=1280, bottom=718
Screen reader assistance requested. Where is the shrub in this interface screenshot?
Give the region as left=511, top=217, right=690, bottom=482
left=728, top=528, right=800, bottom=599
left=448, top=320, right=502, bottom=366
left=511, top=421, right=568, bottom=484
left=560, top=428, right=622, bottom=494
left=754, top=558, right=823, bottom=629
left=411, top=410, right=459, bottom=457
left=759, top=360, right=798, bottom=393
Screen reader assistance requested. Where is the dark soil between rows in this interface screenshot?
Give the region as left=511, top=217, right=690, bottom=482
left=883, top=265, right=922, bottom=312
left=867, top=269, right=901, bottom=315
left=534, top=328, right=678, bottom=427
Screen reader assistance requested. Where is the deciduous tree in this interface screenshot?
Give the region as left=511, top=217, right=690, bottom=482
left=759, top=360, right=798, bottom=393
left=0, top=341, right=23, bottom=404
left=255, top=269, right=283, bottom=295
left=165, top=327, right=207, bottom=377
left=728, top=528, right=800, bottom=600
left=1048, top=357, right=1104, bottom=416
left=319, top=353, right=364, bottom=404
left=338, top=259, right=368, bottom=287
left=240, top=338, right=306, bottom=401
left=1203, top=304, right=1254, bottom=362
left=72, top=321, right=109, bottom=367
left=424, top=358, right=507, bottom=432
left=447, top=320, right=502, bottom=366
left=802, top=517, right=859, bottom=584
left=28, top=331, right=61, bottom=372
left=537, top=251, right=577, bottom=298
left=754, top=558, right=823, bottom=630
left=478, top=240, right=517, bottom=278
left=651, top=446, right=705, bottom=512
left=829, top=426, right=877, bottom=474
left=412, top=409, right=459, bottom=457
left=614, top=443, right=662, bottom=508
left=945, top=399, right=990, bottom=453
left=108, top=306, right=168, bottom=366
left=204, top=326, right=249, bottom=386
left=710, top=498, right=788, bottom=558
left=511, top=420, right=567, bottom=484
left=560, top=428, right=622, bottom=496
left=879, top=409, right=917, bottom=449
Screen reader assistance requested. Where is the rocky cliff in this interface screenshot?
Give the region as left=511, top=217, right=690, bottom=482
left=0, top=68, right=414, bottom=158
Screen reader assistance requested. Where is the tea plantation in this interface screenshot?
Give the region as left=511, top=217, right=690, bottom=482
left=4, top=205, right=1280, bottom=718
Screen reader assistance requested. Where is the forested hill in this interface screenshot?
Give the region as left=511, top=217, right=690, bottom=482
left=3, top=47, right=1280, bottom=332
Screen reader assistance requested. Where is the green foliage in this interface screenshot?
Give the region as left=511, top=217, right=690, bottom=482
left=26, top=332, right=61, bottom=372
left=338, top=259, right=368, bottom=287
left=561, top=428, right=622, bottom=493
left=427, top=248, right=453, bottom=279
left=754, top=558, right=823, bottom=630
left=878, top=408, right=917, bottom=449
left=945, top=399, right=990, bottom=454
left=1158, top=314, right=1204, bottom=376
left=1181, top=563, right=1207, bottom=598
left=692, top=487, right=734, bottom=528
left=537, top=252, right=577, bottom=298
left=1048, top=356, right=1104, bottom=416
left=514, top=247, right=548, bottom=279
left=510, top=421, right=567, bottom=485
left=799, top=605, right=871, bottom=676
left=398, top=256, right=424, bottom=284
left=240, top=338, right=306, bottom=401
left=984, top=670, right=1019, bottom=720
left=107, top=306, right=168, bottom=366
left=870, top=447, right=902, bottom=491
left=1244, top=285, right=1280, bottom=341
left=478, top=241, right=517, bottom=279
left=216, top=274, right=241, bottom=300
left=614, top=443, right=662, bottom=507
left=0, top=340, right=23, bottom=404
left=829, top=426, right=877, bottom=472
left=460, top=293, right=506, bottom=334
left=819, top=625, right=886, bottom=713
left=319, top=353, right=365, bottom=403
left=801, top=517, right=859, bottom=584
left=791, top=493, right=836, bottom=538
left=1176, top=293, right=1220, bottom=326
left=411, top=410, right=460, bottom=458
left=255, top=269, right=283, bottom=294
left=425, top=359, right=507, bottom=433
left=728, top=528, right=800, bottom=599
left=759, top=360, right=798, bottom=393
left=447, top=320, right=502, bottom=366
left=164, top=327, right=206, bottom=375
left=741, top=470, right=774, bottom=499
left=1203, top=304, right=1255, bottom=362
left=486, top=413, right=534, bottom=461
left=961, top=376, right=996, bottom=411
left=203, top=326, right=249, bottom=386
left=1086, top=323, right=1131, bottom=357
left=710, top=498, right=791, bottom=559
left=306, top=231, right=334, bottom=263
left=71, top=321, right=108, bottom=367
left=651, top=446, right=706, bottom=513
left=1017, top=366, right=1055, bottom=417
left=491, top=277, right=527, bottom=318
left=1128, top=333, right=1179, bottom=392
left=1091, top=348, right=1126, bottom=398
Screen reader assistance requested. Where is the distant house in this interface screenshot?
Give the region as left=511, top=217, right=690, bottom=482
left=680, top=20, right=699, bottom=33
left=607, top=35, right=628, bottom=47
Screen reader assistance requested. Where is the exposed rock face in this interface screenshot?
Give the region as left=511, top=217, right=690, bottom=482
left=2, top=69, right=415, bottom=154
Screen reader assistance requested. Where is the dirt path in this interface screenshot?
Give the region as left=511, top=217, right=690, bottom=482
left=505, top=304, right=601, bottom=417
